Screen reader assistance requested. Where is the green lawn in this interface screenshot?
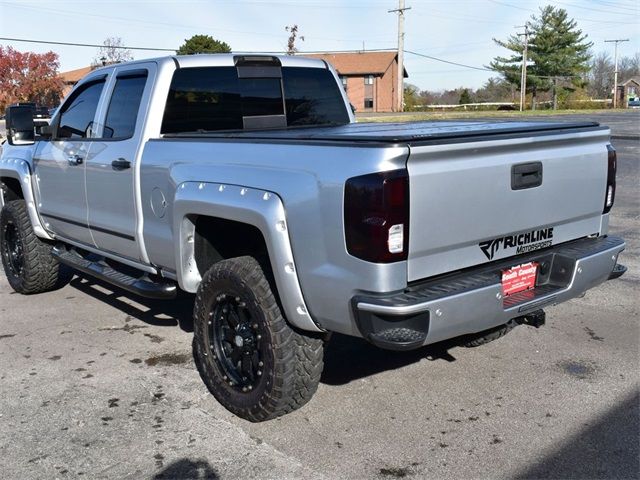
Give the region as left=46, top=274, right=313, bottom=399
left=356, top=109, right=626, bottom=123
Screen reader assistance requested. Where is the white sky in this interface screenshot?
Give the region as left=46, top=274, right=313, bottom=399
left=1, top=0, right=638, bottom=91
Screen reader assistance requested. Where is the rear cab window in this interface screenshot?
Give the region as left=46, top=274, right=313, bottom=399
left=161, top=65, right=349, bottom=134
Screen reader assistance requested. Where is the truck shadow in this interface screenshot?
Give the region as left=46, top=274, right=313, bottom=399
left=68, top=276, right=195, bottom=333
left=68, top=274, right=462, bottom=384
left=321, top=333, right=460, bottom=386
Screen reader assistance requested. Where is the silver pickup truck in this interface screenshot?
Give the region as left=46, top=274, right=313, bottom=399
left=0, top=54, right=626, bottom=421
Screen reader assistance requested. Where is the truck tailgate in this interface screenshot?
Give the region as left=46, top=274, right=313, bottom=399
left=406, top=128, right=610, bottom=282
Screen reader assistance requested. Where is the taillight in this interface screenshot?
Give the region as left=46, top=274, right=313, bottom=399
left=603, top=144, right=617, bottom=214
left=344, top=169, right=409, bottom=263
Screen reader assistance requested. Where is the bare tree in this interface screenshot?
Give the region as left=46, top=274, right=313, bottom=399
left=587, top=51, right=613, bottom=98
left=285, top=25, right=304, bottom=55
left=92, top=37, right=133, bottom=66
left=619, top=53, right=640, bottom=82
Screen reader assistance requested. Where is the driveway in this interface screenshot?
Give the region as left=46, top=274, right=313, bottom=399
left=0, top=114, right=638, bottom=479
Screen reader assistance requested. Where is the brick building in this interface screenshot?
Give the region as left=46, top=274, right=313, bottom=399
left=304, top=51, right=408, bottom=113
left=58, top=66, right=96, bottom=97
left=617, top=77, right=640, bottom=107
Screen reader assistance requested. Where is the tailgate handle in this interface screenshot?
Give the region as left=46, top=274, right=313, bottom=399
left=511, top=162, right=543, bottom=190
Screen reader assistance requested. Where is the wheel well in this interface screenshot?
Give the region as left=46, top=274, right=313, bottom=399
left=193, top=216, right=270, bottom=277
left=0, top=177, right=24, bottom=202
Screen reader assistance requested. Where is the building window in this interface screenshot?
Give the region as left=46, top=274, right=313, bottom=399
left=364, top=98, right=374, bottom=109
left=340, top=76, right=348, bottom=91
left=364, top=75, right=374, bottom=85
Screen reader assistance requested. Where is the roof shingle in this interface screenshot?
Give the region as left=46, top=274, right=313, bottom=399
left=303, top=51, right=407, bottom=77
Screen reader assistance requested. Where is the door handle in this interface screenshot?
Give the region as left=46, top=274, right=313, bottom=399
left=66, top=154, right=84, bottom=165
left=111, top=158, right=131, bottom=170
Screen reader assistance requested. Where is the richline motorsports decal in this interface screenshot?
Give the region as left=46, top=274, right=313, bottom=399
left=479, top=228, right=554, bottom=260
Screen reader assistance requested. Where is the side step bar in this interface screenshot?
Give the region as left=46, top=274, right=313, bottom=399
left=52, top=246, right=177, bottom=300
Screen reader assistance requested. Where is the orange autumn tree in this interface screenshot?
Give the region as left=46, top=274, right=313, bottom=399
left=0, top=46, right=63, bottom=112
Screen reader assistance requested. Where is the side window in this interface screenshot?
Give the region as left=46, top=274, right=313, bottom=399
left=102, top=72, right=148, bottom=139
left=57, top=80, right=105, bottom=139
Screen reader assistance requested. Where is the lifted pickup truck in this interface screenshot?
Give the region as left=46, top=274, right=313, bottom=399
left=0, top=54, right=626, bottom=421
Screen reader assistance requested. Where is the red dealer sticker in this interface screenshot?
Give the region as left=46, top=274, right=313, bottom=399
left=501, top=262, right=538, bottom=296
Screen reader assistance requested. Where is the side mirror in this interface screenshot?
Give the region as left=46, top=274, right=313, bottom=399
left=6, top=106, right=35, bottom=146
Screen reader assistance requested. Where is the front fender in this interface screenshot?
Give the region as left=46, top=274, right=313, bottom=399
left=0, top=156, right=52, bottom=240
left=172, top=181, right=323, bottom=333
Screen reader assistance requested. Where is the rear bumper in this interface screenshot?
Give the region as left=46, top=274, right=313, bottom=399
left=353, top=236, right=626, bottom=350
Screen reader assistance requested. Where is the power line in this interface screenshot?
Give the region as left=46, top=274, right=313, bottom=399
left=0, top=37, right=175, bottom=52
left=404, top=49, right=494, bottom=72
left=0, top=37, right=399, bottom=55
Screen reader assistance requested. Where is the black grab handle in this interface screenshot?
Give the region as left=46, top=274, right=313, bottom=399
left=511, top=162, right=543, bottom=190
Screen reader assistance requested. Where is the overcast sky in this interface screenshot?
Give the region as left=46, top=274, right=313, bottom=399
left=1, top=0, right=638, bottom=91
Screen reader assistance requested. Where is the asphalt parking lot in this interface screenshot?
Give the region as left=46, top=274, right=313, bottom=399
left=0, top=112, right=638, bottom=479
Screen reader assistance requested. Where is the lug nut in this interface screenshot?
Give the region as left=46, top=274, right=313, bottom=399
left=258, top=361, right=263, bottom=367
left=257, top=370, right=262, bottom=376
left=252, top=323, right=258, bottom=329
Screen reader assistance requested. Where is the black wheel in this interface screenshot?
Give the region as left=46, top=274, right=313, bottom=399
left=0, top=199, right=73, bottom=294
left=461, top=320, right=517, bottom=348
left=193, top=256, right=324, bottom=422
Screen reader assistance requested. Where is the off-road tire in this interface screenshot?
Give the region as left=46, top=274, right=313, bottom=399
left=0, top=199, right=73, bottom=294
left=461, top=320, right=517, bottom=348
left=193, top=256, right=324, bottom=422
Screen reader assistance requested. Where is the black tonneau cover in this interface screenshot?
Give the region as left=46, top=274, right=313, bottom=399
left=162, top=120, right=605, bottom=145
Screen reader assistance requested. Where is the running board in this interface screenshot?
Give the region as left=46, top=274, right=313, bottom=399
left=52, top=246, right=177, bottom=300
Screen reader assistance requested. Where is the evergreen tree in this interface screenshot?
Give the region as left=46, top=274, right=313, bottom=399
left=459, top=88, right=473, bottom=104
left=489, top=5, right=592, bottom=109
left=177, top=35, right=231, bottom=55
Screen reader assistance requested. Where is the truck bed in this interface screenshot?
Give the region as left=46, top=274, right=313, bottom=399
left=162, top=120, right=606, bottom=145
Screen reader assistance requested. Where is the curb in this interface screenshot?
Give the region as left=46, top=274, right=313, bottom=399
left=611, top=134, right=640, bottom=141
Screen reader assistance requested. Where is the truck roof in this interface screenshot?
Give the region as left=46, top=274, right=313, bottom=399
left=86, top=53, right=328, bottom=76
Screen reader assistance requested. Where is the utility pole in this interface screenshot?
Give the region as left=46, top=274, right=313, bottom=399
left=389, top=0, right=411, bottom=112
left=516, top=25, right=529, bottom=111
left=605, top=39, right=629, bottom=108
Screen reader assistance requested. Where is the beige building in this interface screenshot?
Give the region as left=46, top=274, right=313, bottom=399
left=304, top=51, right=408, bottom=113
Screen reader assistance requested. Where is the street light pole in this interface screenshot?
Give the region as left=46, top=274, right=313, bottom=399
left=516, top=25, right=529, bottom=111
left=389, top=0, right=411, bottom=112
left=605, top=39, right=629, bottom=109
